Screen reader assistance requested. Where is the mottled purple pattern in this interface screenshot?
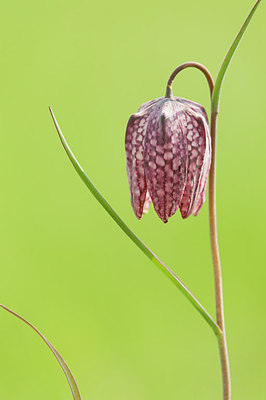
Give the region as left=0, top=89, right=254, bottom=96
left=177, top=98, right=211, bottom=216
left=125, top=110, right=151, bottom=218
left=125, top=96, right=211, bottom=222
left=191, top=117, right=211, bottom=216
left=179, top=109, right=210, bottom=219
left=144, top=100, right=188, bottom=223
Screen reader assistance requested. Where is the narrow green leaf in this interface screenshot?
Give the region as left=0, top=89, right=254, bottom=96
left=49, top=107, right=221, bottom=337
left=212, top=0, right=262, bottom=113
left=0, top=304, right=81, bottom=400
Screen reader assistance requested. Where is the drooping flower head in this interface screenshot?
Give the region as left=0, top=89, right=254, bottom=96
left=125, top=82, right=211, bottom=223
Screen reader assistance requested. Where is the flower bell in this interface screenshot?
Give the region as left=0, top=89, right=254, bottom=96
left=125, top=78, right=211, bottom=223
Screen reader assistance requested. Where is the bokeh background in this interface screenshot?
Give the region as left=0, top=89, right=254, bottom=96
left=0, top=0, right=265, bottom=399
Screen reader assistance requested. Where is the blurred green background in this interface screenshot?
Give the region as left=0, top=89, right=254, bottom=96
left=0, top=0, right=265, bottom=398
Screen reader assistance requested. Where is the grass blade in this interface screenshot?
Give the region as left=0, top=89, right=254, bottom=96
left=0, top=304, right=81, bottom=400
left=212, top=0, right=262, bottom=112
left=49, top=106, right=221, bottom=337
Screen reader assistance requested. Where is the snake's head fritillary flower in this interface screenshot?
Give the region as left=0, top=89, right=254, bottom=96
left=125, top=89, right=211, bottom=223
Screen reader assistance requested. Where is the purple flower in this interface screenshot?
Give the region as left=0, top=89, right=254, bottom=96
left=125, top=96, right=211, bottom=223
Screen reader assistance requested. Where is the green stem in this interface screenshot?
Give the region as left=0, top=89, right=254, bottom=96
left=49, top=106, right=220, bottom=337
left=209, top=112, right=231, bottom=399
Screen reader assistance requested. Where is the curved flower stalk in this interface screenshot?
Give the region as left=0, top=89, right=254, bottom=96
left=49, top=1, right=262, bottom=399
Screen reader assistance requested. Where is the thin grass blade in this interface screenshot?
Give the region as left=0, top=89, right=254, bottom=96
left=212, top=0, right=262, bottom=112
left=0, top=304, right=81, bottom=400
left=49, top=106, right=220, bottom=337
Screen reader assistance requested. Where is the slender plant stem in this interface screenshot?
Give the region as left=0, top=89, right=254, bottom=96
left=209, top=1, right=262, bottom=397
left=165, top=62, right=231, bottom=398
left=209, top=113, right=231, bottom=399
